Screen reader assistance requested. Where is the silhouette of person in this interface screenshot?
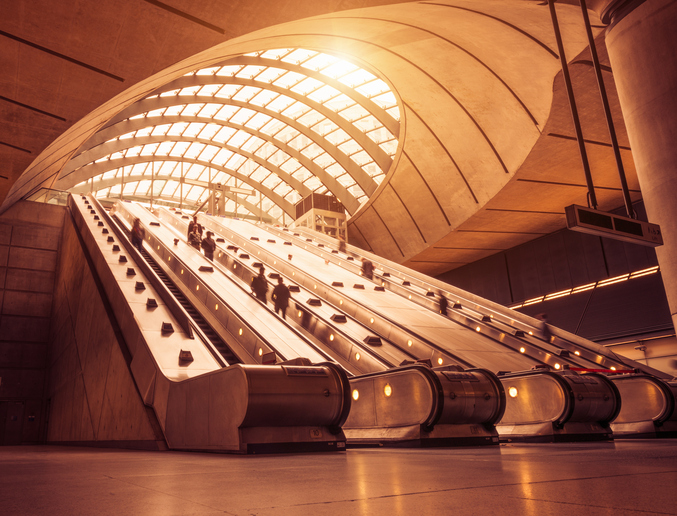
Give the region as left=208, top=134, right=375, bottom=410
left=201, top=231, right=216, bottom=261
left=187, top=215, right=203, bottom=239
left=272, top=276, right=291, bottom=320
left=131, top=218, right=145, bottom=251
left=438, top=290, right=448, bottom=316
left=251, top=267, right=268, bottom=304
left=188, top=225, right=201, bottom=250
left=536, top=313, right=552, bottom=343
left=361, top=257, right=373, bottom=280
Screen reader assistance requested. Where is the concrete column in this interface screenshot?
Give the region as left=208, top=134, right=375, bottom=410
left=593, top=0, right=677, bottom=331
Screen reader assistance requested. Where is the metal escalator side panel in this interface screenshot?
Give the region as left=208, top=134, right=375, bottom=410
left=499, top=373, right=571, bottom=426
left=344, top=366, right=438, bottom=429
left=165, top=365, right=249, bottom=450
left=611, top=375, right=674, bottom=424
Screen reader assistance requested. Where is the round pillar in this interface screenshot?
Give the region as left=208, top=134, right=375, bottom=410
left=595, top=0, right=677, bottom=331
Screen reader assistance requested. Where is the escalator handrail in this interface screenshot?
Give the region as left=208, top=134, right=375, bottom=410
left=126, top=202, right=336, bottom=366
left=89, top=196, right=194, bottom=339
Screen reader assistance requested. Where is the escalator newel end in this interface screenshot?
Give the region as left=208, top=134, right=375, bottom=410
left=161, top=322, right=174, bottom=334
left=126, top=267, right=136, bottom=276
left=119, top=255, right=128, bottom=263
left=135, top=281, right=146, bottom=291
left=146, top=298, right=158, bottom=308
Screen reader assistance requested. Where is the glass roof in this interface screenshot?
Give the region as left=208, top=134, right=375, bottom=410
left=65, top=48, right=401, bottom=224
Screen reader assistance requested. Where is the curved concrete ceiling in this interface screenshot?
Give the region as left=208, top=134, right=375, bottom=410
left=0, top=0, right=418, bottom=204
left=1, top=0, right=638, bottom=277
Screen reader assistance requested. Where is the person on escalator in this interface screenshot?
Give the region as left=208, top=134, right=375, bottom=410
left=536, top=313, right=552, bottom=343
left=251, top=267, right=268, bottom=304
left=272, top=276, right=291, bottom=320
left=338, top=234, right=346, bottom=254
left=131, top=218, right=145, bottom=251
left=188, top=225, right=201, bottom=250
left=438, top=290, right=448, bottom=316
left=201, top=231, right=216, bottom=261
left=187, top=216, right=203, bottom=239
left=361, top=257, right=374, bottom=280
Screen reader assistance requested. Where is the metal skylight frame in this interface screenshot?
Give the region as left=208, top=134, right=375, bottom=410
left=63, top=48, right=401, bottom=224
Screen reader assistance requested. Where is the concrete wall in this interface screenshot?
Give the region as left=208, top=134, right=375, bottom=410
left=47, top=207, right=164, bottom=448
left=0, top=201, right=63, bottom=444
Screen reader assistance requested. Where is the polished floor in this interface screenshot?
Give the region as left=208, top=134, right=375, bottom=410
left=1, top=441, right=677, bottom=515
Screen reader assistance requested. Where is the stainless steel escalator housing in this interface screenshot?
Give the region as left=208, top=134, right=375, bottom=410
left=497, top=369, right=621, bottom=442
left=166, top=361, right=352, bottom=453
left=610, top=374, right=677, bottom=438
left=344, top=365, right=505, bottom=446
left=79, top=196, right=353, bottom=453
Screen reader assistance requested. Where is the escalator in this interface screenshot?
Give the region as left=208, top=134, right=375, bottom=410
left=135, top=241, right=241, bottom=365
left=69, top=193, right=352, bottom=453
